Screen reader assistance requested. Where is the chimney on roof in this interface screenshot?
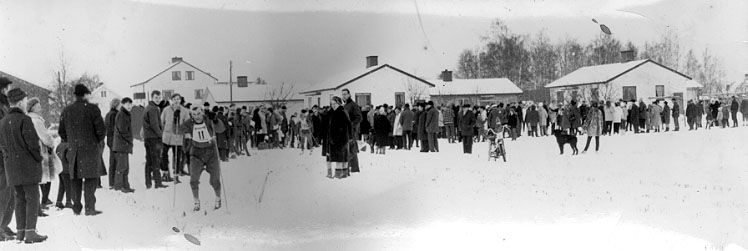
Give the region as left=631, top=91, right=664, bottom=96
left=366, top=56, right=378, bottom=68
left=441, top=69, right=453, bottom=82
left=620, top=50, right=635, bottom=63
left=171, top=57, right=183, bottom=63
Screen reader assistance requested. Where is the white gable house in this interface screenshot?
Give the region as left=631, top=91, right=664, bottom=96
left=299, top=56, right=436, bottom=109
left=130, top=57, right=218, bottom=106
left=546, top=58, right=701, bottom=105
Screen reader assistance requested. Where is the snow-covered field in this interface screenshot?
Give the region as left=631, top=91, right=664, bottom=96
left=1, top=127, right=748, bottom=250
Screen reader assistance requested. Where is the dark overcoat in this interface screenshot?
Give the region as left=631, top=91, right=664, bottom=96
left=425, top=107, right=439, bottom=133
left=112, top=108, right=133, bottom=154
left=0, top=108, right=42, bottom=186
left=399, top=109, right=414, bottom=131
left=59, top=99, right=106, bottom=179
left=417, top=110, right=428, bottom=140
left=104, top=108, right=118, bottom=149
left=326, top=106, right=351, bottom=162
left=459, top=110, right=476, bottom=136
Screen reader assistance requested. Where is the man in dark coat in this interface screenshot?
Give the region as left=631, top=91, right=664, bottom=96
left=59, top=84, right=107, bottom=216
left=327, top=97, right=352, bottom=179
left=104, top=98, right=120, bottom=189
left=628, top=100, right=639, bottom=133
left=412, top=107, right=421, bottom=148
left=416, top=103, right=429, bottom=152
left=671, top=98, right=680, bottom=131
left=0, top=89, right=48, bottom=243
left=112, top=98, right=135, bottom=193
left=311, top=105, right=322, bottom=147
left=569, top=100, right=582, bottom=135
left=399, top=104, right=414, bottom=149
left=730, top=96, right=739, bottom=127
left=142, top=91, right=166, bottom=189
left=686, top=100, right=695, bottom=130
left=341, top=89, right=362, bottom=174
left=0, top=78, right=15, bottom=241
left=459, top=104, right=476, bottom=154
left=425, top=101, right=439, bottom=152
left=662, top=101, right=671, bottom=131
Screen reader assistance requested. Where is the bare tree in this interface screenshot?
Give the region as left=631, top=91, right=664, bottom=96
left=264, top=82, right=295, bottom=109
left=405, top=78, right=428, bottom=105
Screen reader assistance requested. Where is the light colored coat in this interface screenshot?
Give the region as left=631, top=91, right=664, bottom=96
left=538, top=106, right=548, bottom=126
left=161, top=105, right=190, bottom=146
left=29, top=112, right=61, bottom=183
left=393, top=112, right=403, bottom=136
left=613, top=106, right=623, bottom=122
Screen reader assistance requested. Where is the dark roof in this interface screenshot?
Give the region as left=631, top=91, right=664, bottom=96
left=299, top=64, right=436, bottom=94
left=546, top=59, right=692, bottom=88
left=130, top=59, right=218, bottom=87
left=0, top=70, right=52, bottom=93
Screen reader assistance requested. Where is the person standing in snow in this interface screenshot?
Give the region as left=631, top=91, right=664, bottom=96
left=373, top=106, right=391, bottom=154
left=161, top=94, right=190, bottom=178
left=0, top=78, right=15, bottom=241
left=525, top=105, right=539, bottom=137
left=629, top=100, right=639, bottom=133
left=459, top=104, right=476, bottom=153
left=538, top=103, right=548, bottom=136
left=112, top=98, right=135, bottom=193
left=721, top=103, right=730, bottom=128
left=662, top=101, right=671, bottom=132
left=104, top=98, right=121, bottom=189
left=299, top=109, right=314, bottom=154
left=55, top=140, right=72, bottom=210
left=671, top=99, right=680, bottom=131
left=142, top=91, right=167, bottom=189
left=416, top=103, right=429, bottom=152
left=582, top=101, right=603, bottom=153
left=181, top=107, right=222, bottom=211
left=612, top=102, right=623, bottom=134
left=741, top=96, right=748, bottom=126
left=393, top=107, right=403, bottom=149
left=0, top=89, right=48, bottom=243
left=341, top=89, right=362, bottom=175
left=59, top=84, right=107, bottom=216
left=603, top=101, right=614, bottom=135
left=400, top=104, right=414, bottom=149
left=425, top=101, right=439, bottom=152
left=327, top=97, right=352, bottom=178
left=730, top=96, right=739, bottom=128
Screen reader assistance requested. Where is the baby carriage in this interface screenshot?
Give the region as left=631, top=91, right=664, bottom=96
left=486, top=127, right=507, bottom=162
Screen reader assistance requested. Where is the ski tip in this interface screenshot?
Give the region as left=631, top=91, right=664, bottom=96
left=184, top=233, right=201, bottom=245
left=172, top=227, right=181, bottom=233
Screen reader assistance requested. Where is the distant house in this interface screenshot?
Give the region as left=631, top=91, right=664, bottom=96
left=130, top=57, right=218, bottom=106
left=90, top=84, right=123, bottom=117
left=0, top=70, right=54, bottom=122
left=429, top=71, right=523, bottom=106
left=203, top=82, right=306, bottom=113
left=299, top=56, right=436, bottom=109
left=546, top=53, right=700, bottom=105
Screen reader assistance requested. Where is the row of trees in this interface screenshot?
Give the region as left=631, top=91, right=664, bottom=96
left=455, top=20, right=730, bottom=95
left=49, top=52, right=102, bottom=122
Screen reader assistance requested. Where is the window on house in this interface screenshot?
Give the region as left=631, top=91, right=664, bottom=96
left=133, top=92, right=146, bottom=100
left=571, top=90, right=578, bottom=101
left=623, top=86, right=637, bottom=101
left=395, top=92, right=405, bottom=108
left=163, top=90, right=174, bottom=100
left=101, top=90, right=107, bottom=98
left=591, top=88, right=599, bottom=101
left=308, top=97, right=312, bottom=108
left=655, top=85, right=664, bottom=97
left=556, top=91, right=564, bottom=103
left=186, top=71, right=195, bottom=80
left=172, top=71, right=181, bottom=80
left=195, top=89, right=204, bottom=100
left=356, top=93, right=371, bottom=107
left=317, top=97, right=321, bottom=106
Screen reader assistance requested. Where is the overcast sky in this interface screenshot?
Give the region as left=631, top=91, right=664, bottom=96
left=0, top=0, right=745, bottom=97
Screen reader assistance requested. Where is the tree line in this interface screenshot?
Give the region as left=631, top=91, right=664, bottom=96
left=455, top=19, right=730, bottom=96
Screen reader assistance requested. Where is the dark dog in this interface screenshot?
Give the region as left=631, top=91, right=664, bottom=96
left=552, top=130, right=578, bottom=155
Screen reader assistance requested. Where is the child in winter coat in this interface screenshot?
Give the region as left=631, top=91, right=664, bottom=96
left=299, top=110, right=314, bottom=154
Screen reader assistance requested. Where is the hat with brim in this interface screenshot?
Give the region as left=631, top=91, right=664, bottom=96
left=7, top=88, right=26, bottom=104
left=73, top=84, right=91, bottom=96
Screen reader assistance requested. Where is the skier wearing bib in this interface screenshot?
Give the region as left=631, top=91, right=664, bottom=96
left=181, top=107, right=222, bottom=211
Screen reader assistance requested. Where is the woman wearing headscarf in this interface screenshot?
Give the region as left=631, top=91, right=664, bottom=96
left=582, top=101, right=603, bottom=153
left=326, top=97, right=352, bottom=179
left=27, top=98, right=60, bottom=215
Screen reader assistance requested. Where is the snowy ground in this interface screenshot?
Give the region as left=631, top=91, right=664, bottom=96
left=1, top=126, right=748, bottom=250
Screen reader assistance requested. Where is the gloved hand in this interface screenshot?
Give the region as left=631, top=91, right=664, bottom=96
left=183, top=139, right=192, bottom=154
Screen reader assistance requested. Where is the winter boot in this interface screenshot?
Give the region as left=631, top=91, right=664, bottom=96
left=1, top=226, right=15, bottom=237
left=15, top=229, right=24, bottom=242
left=0, top=232, right=13, bottom=242
left=85, top=209, right=103, bottom=216
left=23, top=230, right=47, bottom=244
left=326, top=169, right=333, bottom=179
left=55, top=201, right=65, bottom=210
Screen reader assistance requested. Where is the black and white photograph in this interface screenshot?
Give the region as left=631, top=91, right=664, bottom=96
left=0, top=0, right=747, bottom=250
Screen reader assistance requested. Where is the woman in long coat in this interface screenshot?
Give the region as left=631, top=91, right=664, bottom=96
left=548, top=103, right=558, bottom=130
left=651, top=101, right=662, bottom=132
left=326, top=97, right=352, bottom=179
left=525, top=105, right=540, bottom=137
left=583, top=101, right=603, bottom=153
left=538, top=103, right=548, bottom=136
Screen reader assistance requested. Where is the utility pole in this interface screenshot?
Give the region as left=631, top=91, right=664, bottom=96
left=229, top=60, right=233, bottom=104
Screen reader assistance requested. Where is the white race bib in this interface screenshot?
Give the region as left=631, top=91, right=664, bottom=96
left=192, top=123, right=211, bottom=143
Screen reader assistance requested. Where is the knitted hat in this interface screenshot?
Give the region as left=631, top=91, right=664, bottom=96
left=7, top=88, right=27, bottom=104
left=0, top=77, right=12, bottom=90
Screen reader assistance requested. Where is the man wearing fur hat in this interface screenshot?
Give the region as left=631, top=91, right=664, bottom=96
left=58, top=84, right=106, bottom=216
left=0, top=88, right=48, bottom=243
left=0, top=78, right=15, bottom=241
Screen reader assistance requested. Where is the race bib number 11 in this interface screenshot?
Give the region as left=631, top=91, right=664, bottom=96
left=192, top=123, right=211, bottom=143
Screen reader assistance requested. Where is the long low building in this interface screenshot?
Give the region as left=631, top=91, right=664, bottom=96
left=429, top=72, right=522, bottom=106
left=203, top=82, right=306, bottom=113
left=546, top=55, right=701, bottom=105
